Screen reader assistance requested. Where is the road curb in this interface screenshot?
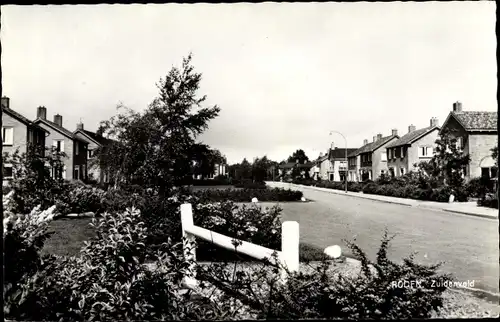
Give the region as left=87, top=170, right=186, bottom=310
left=273, top=182, right=498, bottom=220
left=441, top=209, right=498, bottom=220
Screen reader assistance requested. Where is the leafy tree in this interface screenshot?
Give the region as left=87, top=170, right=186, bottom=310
left=415, top=128, right=470, bottom=188
left=3, top=144, right=67, bottom=213
left=191, top=145, right=225, bottom=179
left=491, top=146, right=498, bottom=167
left=252, top=156, right=274, bottom=182
left=287, top=149, right=309, bottom=164
left=96, top=54, right=220, bottom=195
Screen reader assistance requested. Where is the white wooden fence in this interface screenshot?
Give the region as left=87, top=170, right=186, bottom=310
left=180, top=203, right=299, bottom=288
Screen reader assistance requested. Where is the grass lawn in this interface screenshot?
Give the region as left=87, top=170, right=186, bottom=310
left=42, top=216, right=328, bottom=262
left=42, top=217, right=95, bottom=257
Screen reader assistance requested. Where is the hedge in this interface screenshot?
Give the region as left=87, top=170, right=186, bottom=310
left=477, top=193, right=499, bottom=209
left=292, top=179, right=469, bottom=202
left=193, top=187, right=303, bottom=202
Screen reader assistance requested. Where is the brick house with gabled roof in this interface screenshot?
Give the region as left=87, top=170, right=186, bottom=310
left=74, top=124, right=115, bottom=183
left=348, top=131, right=399, bottom=182
left=386, top=117, right=440, bottom=177
left=33, top=106, right=88, bottom=181
left=439, top=101, right=498, bottom=181
left=316, top=147, right=357, bottom=181
left=2, top=97, right=49, bottom=185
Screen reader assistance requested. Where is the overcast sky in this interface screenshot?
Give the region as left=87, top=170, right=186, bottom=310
left=1, top=2, right=497, bottom=164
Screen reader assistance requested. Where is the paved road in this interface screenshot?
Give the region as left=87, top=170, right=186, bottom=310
left=264, top=183, right=499, bottom=294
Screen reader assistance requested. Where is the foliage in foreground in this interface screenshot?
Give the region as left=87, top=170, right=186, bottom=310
left=4, top=187, right=455, bottom=320
left=198, top=230, right=453, bottom=320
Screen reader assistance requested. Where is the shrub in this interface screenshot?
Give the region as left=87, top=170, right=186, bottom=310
left=4, top=145, right=67, bottom=214
left=193, top=187, right=303, bottom=202
left=5, top=207, right=221, bottom=321
left=197, top=230, right=453, bottom=320
left=3, top=201, right=57, bottom=317
left=478, top=193, right=499, bottom=209
left=466, top=177, right=493, bottom=198
left=193, top=176, right=232, bottom=186
left=55, top=185, right=107, bottom=215
left=194, top=201, right=282, bottom=261
left=234, top=179, right=267, bottom=189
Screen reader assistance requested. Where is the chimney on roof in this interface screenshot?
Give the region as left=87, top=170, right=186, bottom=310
left=377, top=133, right=382, bottom=141
left=392, top=129, right=398, bottom=136
left=77, top=122, right=84, bottom=130
left=37, top=106, right=47, bottom=120
left=430, top=117, right=439, bottom=127
left=373, top=135, right=377, bottom=143
left=453, top=101, right=462, bottom=112
left=363, top=139, right=368, bottom=145
left=54, top=114, right=63, bottom=127
left=1, top=96, right=10, bottom=109
left=408, top=124, right=416, bottom=133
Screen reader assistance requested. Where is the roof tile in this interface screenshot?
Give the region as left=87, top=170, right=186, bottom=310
left=386, top=126, right=438, bottom=148
left=452, top=111, right=497, bottom=131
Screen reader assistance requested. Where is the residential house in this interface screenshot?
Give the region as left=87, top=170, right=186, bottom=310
left=2, top=97, right=48, bottom=185
left=385, top=118, right=440, bottom=177
left=34, top=106, right=89, bottom=181
left=439, top=101, right=498, bottom=181
left=347, top=131, right=399, bottom=182
left=317, top=147, right=357, bottom=181
left=74, top=123, right=114, bottom=183
left=206, top=163, right=227, bottom=179
left=278, top=160, right=312, bottom=181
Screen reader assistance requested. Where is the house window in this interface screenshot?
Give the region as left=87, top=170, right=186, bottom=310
left=74, top=166, right=80, bottom=180
left=88, top=150, right=94, bottom=158
left=76, top=142, right=79, bottom=155
left=400, top=168, right=405, bottom=176
left=419, top=146, right=432, bottom=157
left=53, top=140, right=64, bottom=153
left=2, top=127, right=14, bottom=145
left=389, top=168, right=395, bottom=178
left=381, top=152, right=387, bottom=162
left=329, top=173, right=334, bottom=181
left=82, top=164, right=86, bottom=179
left=455, top=137, right=464, bottom=150
left=401, top=147, right=406, bottom=158
left=388, top=149, right=392, bottom=159
left=3, top=164, right=13, bottom=178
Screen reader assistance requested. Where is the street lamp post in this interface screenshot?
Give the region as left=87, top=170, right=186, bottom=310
left=329, top=130, right=348, bottom=193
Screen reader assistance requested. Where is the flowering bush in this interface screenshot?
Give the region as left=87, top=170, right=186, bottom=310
left=3, top=200, right=57, bottom=317
left=55, top=185, right=107, bottom=215
left=193, top=187, right=303, bottom=202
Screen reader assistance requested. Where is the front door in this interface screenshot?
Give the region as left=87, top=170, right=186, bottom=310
left=329, top=173, right=334, bottom=181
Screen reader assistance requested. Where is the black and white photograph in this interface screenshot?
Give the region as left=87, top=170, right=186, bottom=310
left=1, top=1, right=498, bottom=320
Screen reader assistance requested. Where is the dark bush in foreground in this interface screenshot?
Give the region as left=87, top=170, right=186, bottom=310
left=193, top=187, right=302, bottom=202
left=198, top=230, right=453, bottom=320
left=478, top=193, right=499, bottom=209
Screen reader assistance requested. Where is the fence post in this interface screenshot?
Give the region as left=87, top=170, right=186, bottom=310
left=180, top=203, right=198, bottom=289
left=280, top=221, right=300, bottom=283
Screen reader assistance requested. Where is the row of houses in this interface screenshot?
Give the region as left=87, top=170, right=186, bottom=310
left=2, top=96, right=228, bottom=185
left=279, top=101, right=498, bottom=183
left=2, top=96, right=112, bottom=185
